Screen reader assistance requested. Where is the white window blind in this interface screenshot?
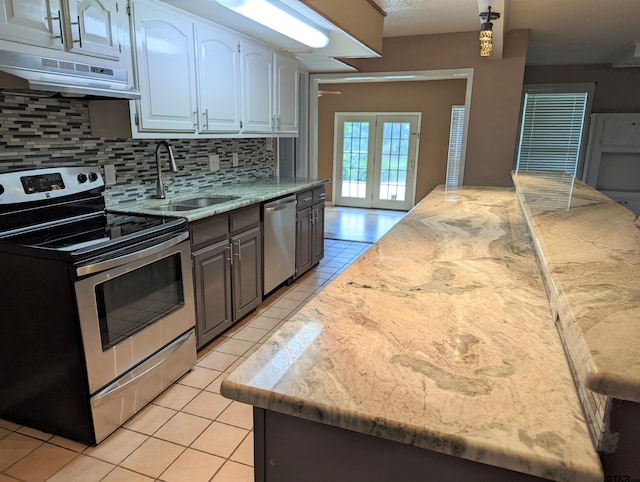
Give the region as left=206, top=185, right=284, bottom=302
left=515, top=91, right=589, bottom=176
left=446, top=106, right=465, bottom=187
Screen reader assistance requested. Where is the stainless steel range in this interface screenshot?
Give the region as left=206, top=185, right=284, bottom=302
left=0, top=166, right=196, bottom=444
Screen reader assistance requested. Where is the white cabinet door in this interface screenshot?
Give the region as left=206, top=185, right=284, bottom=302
left=241, top=39, right=273, bottom=133
left=600, top=116, right=640, bottom=149
left=274, top=52, right=298, bottom=135
left=196, top=23, right=241, bottom=133
left=132, top=0, right=197, bottom=132
left=66, top=0, right=121, bottom=60
left=0, top=0, right=64, bottom=50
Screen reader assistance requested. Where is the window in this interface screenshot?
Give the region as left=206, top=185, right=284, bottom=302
left=515, top=83, right=595, bottom=178
left=446, top=106, right=465, bottom=188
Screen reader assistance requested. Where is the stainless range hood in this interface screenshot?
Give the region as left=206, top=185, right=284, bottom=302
left=0, top=50, right=141, bottom=100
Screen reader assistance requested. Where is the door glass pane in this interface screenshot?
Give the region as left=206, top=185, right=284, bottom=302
left=342, top=121, right=369, bottom=199
left=379, top=122, right=410, bottom=201
left=95, top=253, right=185, bottom=350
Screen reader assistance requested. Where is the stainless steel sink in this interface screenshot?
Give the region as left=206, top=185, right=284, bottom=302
left=148, top=196, right=240, bottom=212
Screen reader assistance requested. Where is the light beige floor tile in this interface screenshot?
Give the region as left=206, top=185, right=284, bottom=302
left=245, top=315, right=282, bottom=331
left=177, top=366, right=222, bottom=389
left=191, top=422, right=248, bottom=458
left=152, top=384, right=201, bottom=411
left=216, top=401, right=253, bottom=430
left=230, top=326, right=268, bottom=343
left=244, top=343, right=260, bottom=357
left=120, top=437, right=184, bottom=479
left=159, top=448, right=225, bottom=482
left=281, top=290, right=312, bottom=302
left=83, top=428, right=148, bottom=465
left=196, top=351, right=239, bottom=371
left=101, top=466, right=155, bottom=482
left=182, top=391, right=232, bottom=420
left=229, top=432, right=253, bottom=466
left=0, top=427, right=11, bottom=440
left=5, top=443, right=77, bottom=482
left=271, top=298, right=303, bottom=310
left=204, top=372, right=226, bottom=393
left=0, top=433, right=42, bottom=472
left=0, top=420, right=20, bottom=432
left=0, top=475, right=21, bottom=482
left=211, top=460, right=254, bottom=482
left=153, top=412, right=210, bottom=446
left=226, top=356, right=248, bottom=373
left=124, top=404, right=176, bottom=436
left=214, top=338, right=255, bottom=356
left=48, top=435, right=88, bottom=453
left=15, top=426, right=53, bottom=442
left=47, top=454, right=114, bottom=482
left=259, top=306, right=293, bottom=320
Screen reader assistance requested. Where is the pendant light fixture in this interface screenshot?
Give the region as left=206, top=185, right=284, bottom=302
left=216, top=0, right=330, bottom=49
left=478, top=5, right=500, bottom=57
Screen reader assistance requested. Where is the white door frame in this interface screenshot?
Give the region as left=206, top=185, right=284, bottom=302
left=308, top=69, right=474, bottom=200
left=333, top=112, right=421, bottom=210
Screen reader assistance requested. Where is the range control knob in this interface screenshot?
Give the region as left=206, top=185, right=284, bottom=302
left=88, top=172, right=99, bottom=182
left=77, top=173, right=88, bottom=183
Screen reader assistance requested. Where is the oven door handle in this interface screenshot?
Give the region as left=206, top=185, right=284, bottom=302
left=92, top=330, right=194, bottom=402
left=76, top=231, right=189, bottom=277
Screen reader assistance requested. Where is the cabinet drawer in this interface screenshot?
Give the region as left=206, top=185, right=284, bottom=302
left=313, top=186, right=326, bottom=202
left=230, top=206, right=260, bottom=233
left=297, top=190, right=314, bottom=209
left=190, top=215, right=229, bottom=247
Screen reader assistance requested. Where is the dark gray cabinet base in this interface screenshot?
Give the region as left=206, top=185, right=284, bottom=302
left=253, top=408, right=546, bottom=482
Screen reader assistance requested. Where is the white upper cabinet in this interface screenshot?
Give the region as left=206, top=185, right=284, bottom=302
left=0, top=0, right=125, bottom=62
left=274, top=52, right=298, bottom=135
left=132, top=0, right=197, bottom=132
left=196, top=22, right=242, bottom=133
left=241, top=39, right=273, bottom=134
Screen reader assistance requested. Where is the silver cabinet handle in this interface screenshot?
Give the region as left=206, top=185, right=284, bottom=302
left=234, top=240, right=241, bottom=262
left=202, top=109, right=209, bottom=129
left=51, top=10, right=64, bottom=44
left=226, top=245, right=233, bottom=265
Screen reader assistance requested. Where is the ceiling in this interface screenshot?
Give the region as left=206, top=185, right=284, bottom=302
left=377, top=0, right=640, bottom=66
left=161, top=0, right=640, bottom=69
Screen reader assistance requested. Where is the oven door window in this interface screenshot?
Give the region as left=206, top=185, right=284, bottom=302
left=95, top=253, right=184, bottom=350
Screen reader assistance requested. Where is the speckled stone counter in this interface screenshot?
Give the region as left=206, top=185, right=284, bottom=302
left=221, top=186, right=603, bottom=481
left=107, top=177, right=328, bottom=221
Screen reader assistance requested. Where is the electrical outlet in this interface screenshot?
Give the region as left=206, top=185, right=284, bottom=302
left=232, top=153, right=239, bottom=167
left=208, top=154, right=220, bottom=172
left=265, top=138, right=273, bottom=151
left=104, top=164, right=116, bottom=185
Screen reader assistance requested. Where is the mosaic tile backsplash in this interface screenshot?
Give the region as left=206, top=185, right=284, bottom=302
left=0, top=93, right=275, bottom=207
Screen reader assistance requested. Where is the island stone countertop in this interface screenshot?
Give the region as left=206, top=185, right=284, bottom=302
left=106, top=177, right=328, bottom=221
left=221, top=185, right=603, bottom=481
left=513, top=172, right=640, bottom=403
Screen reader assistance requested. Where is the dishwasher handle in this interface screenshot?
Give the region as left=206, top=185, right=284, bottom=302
left=264, top=197, right=297, bottom=213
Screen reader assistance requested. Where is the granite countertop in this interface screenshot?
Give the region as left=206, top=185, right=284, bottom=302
left=221, top=185, right=603, bottom=481
left=107, top=177, right=329, bottom=222
left=512, top=172, right=640, bottom=403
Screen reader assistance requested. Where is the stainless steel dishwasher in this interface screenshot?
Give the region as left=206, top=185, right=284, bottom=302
left=263, top=195, right=297, bottom=295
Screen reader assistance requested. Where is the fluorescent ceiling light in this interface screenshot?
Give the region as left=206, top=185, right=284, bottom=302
left=216, top=0, right=330, bottom=49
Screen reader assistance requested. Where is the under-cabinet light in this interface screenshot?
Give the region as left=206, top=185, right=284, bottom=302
left=216, top=0, right=330, bottom=49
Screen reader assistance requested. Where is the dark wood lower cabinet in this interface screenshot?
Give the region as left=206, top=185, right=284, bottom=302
left=295, top=186, right=325, bottom=279
left=253, top=408, right=546, bottom=482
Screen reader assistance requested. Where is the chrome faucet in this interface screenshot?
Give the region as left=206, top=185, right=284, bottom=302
left=155, top=140, right=178, bottom=199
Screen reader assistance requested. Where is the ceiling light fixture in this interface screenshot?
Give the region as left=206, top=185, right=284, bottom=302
left=478, top=5, right=500, bottom=57
left=216, top=0, right=330, bottom=49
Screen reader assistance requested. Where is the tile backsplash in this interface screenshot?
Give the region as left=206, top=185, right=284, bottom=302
left=0, top=93, right=275, bottom=206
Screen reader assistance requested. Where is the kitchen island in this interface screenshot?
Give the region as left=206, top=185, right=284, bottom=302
left=221, top=185, right=603, bottom=481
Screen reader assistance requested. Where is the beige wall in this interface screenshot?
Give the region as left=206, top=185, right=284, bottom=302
left=340, top=29, right=530, bottom=188
left=318, top=80, right=466, bottom=203
left=524, top=64, right=640, bottom=113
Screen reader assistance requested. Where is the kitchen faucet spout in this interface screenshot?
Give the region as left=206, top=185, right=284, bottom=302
left=155, top=140, right=178, bottom=199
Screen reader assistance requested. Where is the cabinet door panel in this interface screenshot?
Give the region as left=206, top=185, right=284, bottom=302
left=197, top=23, right=241, bottom=133
left=274, top=53, right=298, bottom=134
left=296, top=206, right=312, bottom=276
left=193, top=240, right=232, bottom=349
left=0, top=0, right=62, bottom=49
left=67, top=0, right=120, bottom=59
left=312, top=202, right=324, bottom=265
left=133, top=1, right=197, bottom=132
left=242, top=40, right=272, bottom=133
left=232, top=227, right=262, bottom=321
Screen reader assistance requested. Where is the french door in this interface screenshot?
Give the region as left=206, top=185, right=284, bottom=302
left=334, top=113, right=420, bottom=210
